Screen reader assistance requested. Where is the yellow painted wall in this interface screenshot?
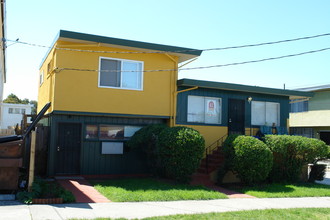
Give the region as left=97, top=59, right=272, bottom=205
left=290, top=110, right=330, bottom=127
left=38, top=47, right=57, bottom=114
left=176, top=124, right=228, bottom=149
left=38, top=41, right=178, bottom=117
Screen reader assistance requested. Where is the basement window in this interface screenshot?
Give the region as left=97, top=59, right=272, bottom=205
left=85, top=124, right=142, bottom=140
left=85, top=125, right=98, bottom=139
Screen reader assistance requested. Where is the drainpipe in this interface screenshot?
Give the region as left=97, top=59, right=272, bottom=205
left=164, top=54, right=178, bottom=127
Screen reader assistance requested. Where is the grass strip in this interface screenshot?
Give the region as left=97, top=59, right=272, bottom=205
left=230, top=182, right=330, bottom=198
left=92, top=178, right=227, bottom=202
left=71, top=208, right=330, bottom=220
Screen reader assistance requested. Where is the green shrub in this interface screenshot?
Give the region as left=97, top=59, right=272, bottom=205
left=127, top=124, right=168, bottom=150
left=127, top=124, right=168, bottom=174
left=16, top=177, right=75, bottom=204
left=157, top=126, right=205, bottom=183
left=222, top=134, right=240, bottom=171
left=58, top=188, right=75, bottom=203
left=217, top=135, right=240, bottom=184
left=264, top=135, right=329, bottom=182
left=231, top=136, right=273, bottom=185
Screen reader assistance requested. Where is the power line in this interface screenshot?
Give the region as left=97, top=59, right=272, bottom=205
left=57, top=46, right=330, bottom=73
left=203, top=33, right=330, bottom=52
left=4, top=32, right=330, bottom=54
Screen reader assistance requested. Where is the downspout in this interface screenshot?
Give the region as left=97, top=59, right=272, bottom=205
left=164, top=53, right=178, bottom=127
left=164, top=54, right=199, bottom=127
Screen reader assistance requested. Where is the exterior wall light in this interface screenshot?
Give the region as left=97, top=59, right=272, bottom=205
left=247, top=96, right=253, bottom=103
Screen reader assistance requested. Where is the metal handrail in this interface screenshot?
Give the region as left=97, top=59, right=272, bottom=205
left=205, top=133, right=228, bottom=173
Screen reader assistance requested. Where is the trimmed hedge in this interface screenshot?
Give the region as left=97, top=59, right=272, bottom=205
left=157, top=126, right=205, bottom=183
left=231, top=136, right=273, bottom=185
left=264, top=135, right=329, bottom=182
left=127, top=124, right=168, bottom=174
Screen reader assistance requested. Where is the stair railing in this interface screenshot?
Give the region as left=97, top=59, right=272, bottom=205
left=205, top=134, right=228, bottom=173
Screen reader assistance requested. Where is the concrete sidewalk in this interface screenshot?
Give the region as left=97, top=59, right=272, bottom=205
left=1, top=197, right=330, bottom=220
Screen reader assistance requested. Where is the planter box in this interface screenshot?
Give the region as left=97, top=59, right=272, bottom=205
left=0, top=140, right=23, bottom=157
left=32, top=198, right=63, bottom=204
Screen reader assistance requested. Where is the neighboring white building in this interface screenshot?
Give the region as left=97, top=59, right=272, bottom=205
left=0, top=103, right=32, bottom=129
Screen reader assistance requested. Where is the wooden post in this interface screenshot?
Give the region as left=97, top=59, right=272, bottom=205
left=28, top=129, right=37, bottom=192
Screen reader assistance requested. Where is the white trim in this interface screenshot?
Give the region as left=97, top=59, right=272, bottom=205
left=39, top=70, right=44, bottom=86
left=98, top=56, right=144, bottom=91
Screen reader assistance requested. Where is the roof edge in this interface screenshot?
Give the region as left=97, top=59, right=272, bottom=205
left=58, top=30, right=202, bottom=56
left=40, top=30, right=202, bottom=68
left=177, top=78, right=314, bottom=98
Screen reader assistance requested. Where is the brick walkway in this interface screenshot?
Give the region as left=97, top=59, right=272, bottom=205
left=57, top=175, right=253, bottom=203
left=190, top=173, right=255, bottom=199
left=205, top=184, right=255, bottom=198
left=56, top=177, right=110, bottom=203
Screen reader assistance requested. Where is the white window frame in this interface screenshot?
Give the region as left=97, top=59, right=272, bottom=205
left=187, top=95, right=222, bottom=124
left=251, top=101, right=280, bottom=126
left=98, top=57, right=144, bottom=91
left=39, top=70, right=44, bottom=86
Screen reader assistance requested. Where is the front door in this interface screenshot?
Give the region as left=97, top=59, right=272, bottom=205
left=56, top=123, right=81, bottom=174
left=320, top=131, right=330, bottom=145
left=228, top=99, right=245, bottom=135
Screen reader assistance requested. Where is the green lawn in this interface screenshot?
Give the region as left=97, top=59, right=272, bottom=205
left=230, top=182, right=330, bottom=198
left=92, top=178, right=227, bottom=202
left=143, top=208, right=330, bottom=220
left=71, top=208, right=330, bottom=220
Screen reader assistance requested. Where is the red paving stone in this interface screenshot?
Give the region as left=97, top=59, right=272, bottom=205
left=57, top=178, right=111, bottom=203
left=191, top=173, right=255, bottom=199
left=204, top=184, right=256, bottom=199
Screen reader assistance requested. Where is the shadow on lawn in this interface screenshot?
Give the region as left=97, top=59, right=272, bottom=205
left=230, top=182, right=330, bottom=194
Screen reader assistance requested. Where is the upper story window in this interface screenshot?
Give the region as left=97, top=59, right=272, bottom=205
left=99, top=57, right=143, bottom=90
left=290, top=99, right=308, bottom=113
left=39, top=70, right=44, bottom=86
left=251, top=101, right=280, bottom=126
left=187, top=95, right=222, bottom=124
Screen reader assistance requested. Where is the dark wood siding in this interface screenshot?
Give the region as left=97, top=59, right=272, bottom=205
left=176, top=86, right=290, bottom=128
left=47, top=113, right=165, bottom=176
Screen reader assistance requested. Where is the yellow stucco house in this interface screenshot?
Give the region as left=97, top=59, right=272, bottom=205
left=38, top=30, right=312, bottom=178
left=38, top=30, right=201, bottom=176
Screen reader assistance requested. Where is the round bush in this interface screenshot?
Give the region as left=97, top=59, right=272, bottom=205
left=157, top=126, right=205, bottom=183
left=265, top=135, right=329, bottom=182
left=222, top=134, right=240, bottom=170
left=127, top=124, right=167, bottom=150
left=232, top=136, right=273, bottom=185
left=127, top=124, right=168, bottom=174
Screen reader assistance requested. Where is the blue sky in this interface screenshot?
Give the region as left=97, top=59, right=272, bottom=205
left=4, top=0, right=330, bottom=100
